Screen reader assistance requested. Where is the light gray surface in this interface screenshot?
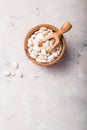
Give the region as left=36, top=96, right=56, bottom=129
left=0, top=0, right=87, bottom=130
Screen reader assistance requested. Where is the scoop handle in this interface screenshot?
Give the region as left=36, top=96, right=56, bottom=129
left=57, top=22, right=72, bottom=37
left=61, top=22, right=72, bottom=33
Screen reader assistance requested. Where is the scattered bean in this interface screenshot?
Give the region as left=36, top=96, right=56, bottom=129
left=16, top=70, right=23, bottom=78
left=12, top=62, right=19, bottom=68
left=3, top=71, right=11, bottom=76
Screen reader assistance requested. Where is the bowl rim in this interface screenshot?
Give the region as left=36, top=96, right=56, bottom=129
left=24, top=24, right=66, bottom=66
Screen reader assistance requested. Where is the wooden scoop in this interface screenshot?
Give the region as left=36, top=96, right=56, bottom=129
left=39, top=22, right=72, bottom=53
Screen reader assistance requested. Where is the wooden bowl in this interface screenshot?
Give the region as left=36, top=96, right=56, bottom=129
left=24, top=24, right=66, bottom=66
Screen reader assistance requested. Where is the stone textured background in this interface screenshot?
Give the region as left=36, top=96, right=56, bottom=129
left=0, top=0, right=87, bottom=130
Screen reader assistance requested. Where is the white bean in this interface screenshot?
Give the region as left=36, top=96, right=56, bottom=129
left=16, top=70, right=23, bottom=78
left=30, top=53, right=37, bottom=59
left=50, top=39, right=55, bottom=46
left=46, top=46, right=50, bottom=51
left=52, top=52, right=58, bottom=57
left=33, top=46, right=41, bottom=52
left=48, top=55, right=55, bottom=61
left=33, top=39, right=39, bottom=46
left=47, top=29, right=53, bottom=33
left=12, top=62, right=19, bottom=68
left=28, top=46, right=33, bottom=53
left=39, top=30, right=43, bottom=33
left=34, top=31, right=39, bottom=35
left=38, top=54, right=44, bottom=60
left=3, top=71, right=11, bottom=76
left=44, top=55, right=48, bottom=60
left=41, top=48, right=47, bottom=56
left=40, top=27, right=47, bottom=31
left=31, top=34, right=36, bottom=39
left=47, top=53, right=50, bottom=56
left=41, top=59, right=48, bottom=63
left=36, top=58, right=42, bottom=62
left=28, top=38, right=33, bottom=47
left=32, top=50, right=38, bottom=56
left=42, top=31, right=48, bottom=36
left=47, top=31, right=53, bottom=36
left=57, top=50, right=61, bottom=55
left=35, top=34, right=44, bottom=42
left=43, top=40, right=50, bottom=47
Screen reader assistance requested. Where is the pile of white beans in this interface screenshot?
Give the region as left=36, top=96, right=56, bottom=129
left=27, top=27, right=62, bottom=63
